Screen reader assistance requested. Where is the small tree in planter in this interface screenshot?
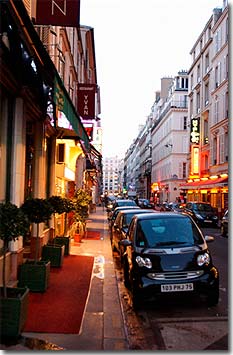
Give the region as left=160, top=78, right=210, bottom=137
left=48, top=196, right=75, bottom=255
left=72, top=189, right=92, bottom=240
left=0, top=202, right=30, bottom=337
left=18, top=198, right=54, bottom=292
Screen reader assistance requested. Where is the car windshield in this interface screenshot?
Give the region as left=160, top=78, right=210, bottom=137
left=193, top=203, right=213, bottom=212
left=135, top=216, right=204, bottom=248
left=122, top=213, right=136, bottom=228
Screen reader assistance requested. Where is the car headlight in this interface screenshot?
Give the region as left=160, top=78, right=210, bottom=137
left=197, top=252, right=210, bottom=266
left=195, top=213, right=204, bottom=220
left=135, top=256, right=152, bottom=268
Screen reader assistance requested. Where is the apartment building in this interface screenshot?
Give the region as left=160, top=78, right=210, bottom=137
left=181, top=1, right=228, bottom=215
left=151, top=72, right=189, bottom=203
left=102, top=156, right=123, bottom=195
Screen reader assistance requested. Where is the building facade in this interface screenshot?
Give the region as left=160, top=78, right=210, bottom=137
left=180, top=2, right=228, bottom=217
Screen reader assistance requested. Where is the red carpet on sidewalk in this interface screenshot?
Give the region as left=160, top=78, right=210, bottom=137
left=85, top=230, right=101, bottom=240
left=24, top=255, right=94, bottom=334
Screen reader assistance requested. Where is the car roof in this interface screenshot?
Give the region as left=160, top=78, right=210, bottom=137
left=118, top=209, right=156, bottom=215
left=133, top=212, right=188, bottom=220
left=113, top=206, right=140, bottom=212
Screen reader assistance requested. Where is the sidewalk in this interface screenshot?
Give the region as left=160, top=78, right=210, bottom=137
left=1, top=206, right=129, bottom=351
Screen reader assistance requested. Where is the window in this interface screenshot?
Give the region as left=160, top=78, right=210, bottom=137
left=205, top=53, right=209, bottom=73
left=183, top=116, right=187, bottom=130
left=204, top=119, right=209, bottom=144
left=197, top=64, right=200, bottom=82
left=204, top=82, right=209, bottom=106
left=182, top=162, right=187, bottom=179
left=214, top=100, right=219, bottom=124
left=224, top=132, right=228, bottom=162
left=213, top=136, right=218, bottom=165
left=196, top=91, right=200, bottom=113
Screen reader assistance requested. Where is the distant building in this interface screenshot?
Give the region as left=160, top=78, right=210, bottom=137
left=102, top=156, right=123, bottom=195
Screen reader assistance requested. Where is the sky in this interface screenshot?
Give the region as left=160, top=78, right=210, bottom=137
left=80, top=0, right=223, bottom=158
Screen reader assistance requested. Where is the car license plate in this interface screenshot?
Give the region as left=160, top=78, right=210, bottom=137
left=204, top=220, right=212, bottom=223
left=161, top=283, right=193, bottom=292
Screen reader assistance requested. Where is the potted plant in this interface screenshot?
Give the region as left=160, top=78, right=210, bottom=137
left=0, top=202, right=30, bottom=338
left=72, top=189, right=92, bottom=241
left=48, top=196, right=74, bottom=255
left=18, top=198, right=53, bottom=292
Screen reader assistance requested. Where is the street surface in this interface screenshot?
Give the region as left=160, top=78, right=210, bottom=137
left=112, top=225, right=228, bottom=351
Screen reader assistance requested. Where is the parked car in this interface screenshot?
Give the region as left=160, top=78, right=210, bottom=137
left=120, top=212, right=219, bottom=309
left=168, top=202, right=186, bottom=212
left=108, top=206, right=140, bottom=232
left=137, top=199, right=154, bottom=209
left=107, top=199, right=137, bottom=219
left=111, top=208, right=156, bottom=258
left=183, top=202, right=219, bottom=227
left=220, top=209, right=228, bottom=237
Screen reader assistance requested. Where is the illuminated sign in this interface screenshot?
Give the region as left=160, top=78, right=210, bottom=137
left=191, top=145, right=199, bottom=175
left=190, top=118, right=200, bottom=144
left=35, top=0, right=80, bottom=27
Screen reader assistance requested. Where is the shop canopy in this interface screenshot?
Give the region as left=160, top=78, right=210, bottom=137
left=180, top=177, right=228, bottom=189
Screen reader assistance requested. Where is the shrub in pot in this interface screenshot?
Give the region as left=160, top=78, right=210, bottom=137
left=18, top=198, right=53, bottom=292
left=0, top=202, right=30, bottom=337
left=48, top=196, right=74, bottom=255
left=72, top=189, right=92, bottom=241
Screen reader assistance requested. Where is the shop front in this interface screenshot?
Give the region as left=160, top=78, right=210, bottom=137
left=180, top=175, right=228, bottom=219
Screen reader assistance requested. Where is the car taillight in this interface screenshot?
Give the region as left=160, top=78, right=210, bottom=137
left=135, top=256, right=152, bottom=268
left=197, top=252, right=210, bottom=266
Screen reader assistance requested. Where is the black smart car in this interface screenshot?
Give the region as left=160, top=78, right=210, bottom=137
left=120, top=212, right=219, bottom=309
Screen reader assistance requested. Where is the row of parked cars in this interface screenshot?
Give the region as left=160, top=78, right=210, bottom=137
left=106, top=198, right=221, bottom=309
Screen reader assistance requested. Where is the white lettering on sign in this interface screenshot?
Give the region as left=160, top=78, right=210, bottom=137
left=84, top=95, right=88, bottom=115
left=52, top=0, right=66, bottom=16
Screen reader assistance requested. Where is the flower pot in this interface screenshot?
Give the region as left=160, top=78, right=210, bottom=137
left=54, top=236, right=70, bottom=255
left=74, top=233, right=81, bottom=243
left=42, top=244, right=65, bottom=267
left=18, top=260, right=51, bottom=292
left=0, top=287, right=29, bottom=337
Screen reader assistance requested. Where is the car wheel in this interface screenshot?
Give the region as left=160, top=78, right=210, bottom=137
left=131, top=285, right=142, bottom=310
left=207, top=287, right=219, bottom=307
left=123, top=260, right=130, bottom=289
left=221, top=226, right=227, bottom=237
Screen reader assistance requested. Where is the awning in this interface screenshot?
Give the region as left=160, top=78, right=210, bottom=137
left=54, top=74, right=91, bottom=151
left=180, top=177, right=228, bottom=189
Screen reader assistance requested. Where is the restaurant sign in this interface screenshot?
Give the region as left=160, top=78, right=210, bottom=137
left=78, top=84, right=96, bottom=120
left=35, top=0, right=80, bottom=27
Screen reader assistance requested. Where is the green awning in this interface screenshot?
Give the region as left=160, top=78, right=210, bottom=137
left=54, top=74, right=90, bottom=151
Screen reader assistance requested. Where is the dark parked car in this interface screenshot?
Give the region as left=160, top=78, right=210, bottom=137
left=221, top=209, right=228, bottom=237
left=107, top=199, right=138, bottom=219
left=183, top=202, right=218, bottom=227
left=111, top=209, right=156, bottom=257
left=120, top=212, right=219, bottom=309
left=168, top=202, right=186, bottom=212
left=137, top=199, right=154, bottom=209
left=108, top=206, right=140, bottom=233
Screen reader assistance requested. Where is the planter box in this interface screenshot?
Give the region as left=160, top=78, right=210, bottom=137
left=18, top=260, right=50, bottom=292
left=42, top=244, right=65, bottom=267
left=54, top=236, right=70, bottom=255
left=0, top=287, right=29, bottom=337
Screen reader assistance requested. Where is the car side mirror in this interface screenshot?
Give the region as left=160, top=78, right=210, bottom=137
left=205, top=235, right=215, bottom=242
left=119, top=239, right=132, bottom=247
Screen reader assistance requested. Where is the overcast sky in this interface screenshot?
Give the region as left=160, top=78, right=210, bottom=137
left=80, top=0, right=222, bottom=158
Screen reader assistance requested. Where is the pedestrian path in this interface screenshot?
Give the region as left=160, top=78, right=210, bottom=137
left=1, top=206, right=129, bottom=351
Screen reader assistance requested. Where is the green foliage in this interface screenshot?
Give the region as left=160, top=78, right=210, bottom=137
left=72, top=189, right=92, bottom=224
left=0, top=202, right=29, bottom=243
left=21, top=198, right=53, bottom=224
